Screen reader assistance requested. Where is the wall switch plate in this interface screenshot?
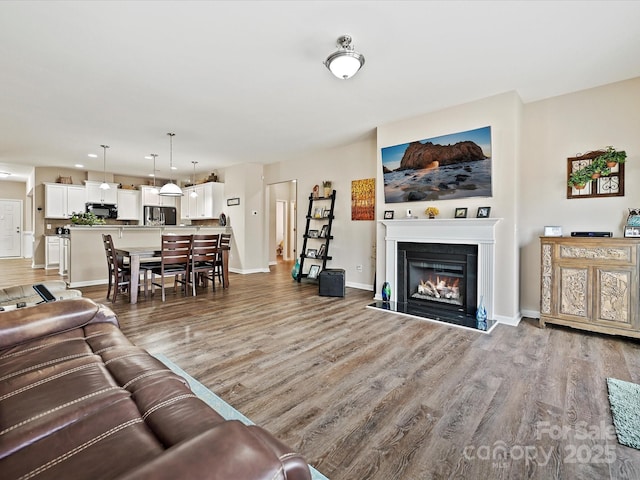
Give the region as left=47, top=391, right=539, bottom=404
left=356, top=265, right=363, bottom=272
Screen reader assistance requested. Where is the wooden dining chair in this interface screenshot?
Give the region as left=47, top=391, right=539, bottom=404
left=189, top=234, right=220, bottom=296
left=215, top=233, right=231, bottom=285
left=146, top=235, right=192, bottom=301
left=101, top=234, right=131, bottom=303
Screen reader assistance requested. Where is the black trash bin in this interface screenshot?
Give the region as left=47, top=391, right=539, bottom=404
left=319, top=269, right=345, bottom=297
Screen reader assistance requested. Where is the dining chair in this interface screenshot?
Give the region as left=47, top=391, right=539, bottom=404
left=101, top=233, right=131, bottom=303
left=145, top=235, right=192, bottom=301
left=215, top=233, right=231, bottom=285
left=189, top=234, right=220, bottom=296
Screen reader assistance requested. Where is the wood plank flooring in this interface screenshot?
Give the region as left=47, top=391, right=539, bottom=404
left=2, top=257, right=640, bottom=479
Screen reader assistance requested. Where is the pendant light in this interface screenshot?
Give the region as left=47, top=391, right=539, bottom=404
left=159, top=132, right=183, bottom=197
left=190, top=161, right=198, bottom=198
left=99, top=145, right=110, bottom=190
left=149, top=154, right=159, bottom=195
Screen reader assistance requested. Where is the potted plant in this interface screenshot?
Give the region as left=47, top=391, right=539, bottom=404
left=70, top=211, right=106, bottom=225
left=567, top=169, right=592, bottom=190
left=322, top=181, right=332, bottom=197
left=596, top=146, right=627, bottom=168
left=424, top=206, right=439, bottom=219
left=586, top=157, right=610, bottom=179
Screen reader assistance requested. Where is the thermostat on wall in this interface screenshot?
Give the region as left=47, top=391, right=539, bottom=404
left=544, top=226, right=563, bottom=237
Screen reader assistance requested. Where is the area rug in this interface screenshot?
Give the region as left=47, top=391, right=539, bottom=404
left=153, top=353, right=328, bottom=480
left=606, top=377, right=640, bottom=449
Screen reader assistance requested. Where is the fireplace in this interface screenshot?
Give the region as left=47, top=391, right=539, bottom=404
left=371, top=218, right=501, bottom=333
left=397, top=242, right=477, bottom=319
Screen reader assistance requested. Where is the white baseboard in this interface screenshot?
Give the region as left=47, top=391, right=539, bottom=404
left=494, top=313, right=521, bottom=327
left=229, top=267, right=271, bottom=275
left=345, top=281, right=373, bottom=291
left=520, top=309, right=540, bottom=320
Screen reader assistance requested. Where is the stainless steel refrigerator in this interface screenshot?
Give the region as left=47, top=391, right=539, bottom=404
left=143, top=206, right=177, bottom=225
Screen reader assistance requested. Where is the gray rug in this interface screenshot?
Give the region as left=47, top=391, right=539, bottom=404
left=606, top=377, right=640, bottom=449
left=153, top=353, right=328, bottom=480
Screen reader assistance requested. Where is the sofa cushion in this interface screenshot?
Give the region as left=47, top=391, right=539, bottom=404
left=0, top=280, right=82, bottom=307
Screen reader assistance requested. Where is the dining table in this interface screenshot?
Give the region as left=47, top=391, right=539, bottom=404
left=116, top=245, right=230, bottom=304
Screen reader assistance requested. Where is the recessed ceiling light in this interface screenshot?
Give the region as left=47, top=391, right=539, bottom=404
left=0, top=172, right=11, bottom=178
left=148, top=173, right=155, bottom=177
left=75, top=164, right=84, bottom=168
left=144, top=156, right=152, bottom=160
left=88, top=153, right=98, bottom=158
left=170, top=166, right=177, bottom=170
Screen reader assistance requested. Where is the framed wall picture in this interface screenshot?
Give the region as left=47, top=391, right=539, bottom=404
left=308, top=264, right=321, bottom=279
left=544, top=226, right=563, bottom=237
left=308, top=229, right=319, bottom=238
left=455, top=207, right=468, bottom=218
left=383, top=210, right=394, bottom=220
left=319, top=225, right=329, bottom=238
left=322, top=208, right=331, bottom=218
left=624, top=226, right=640, bottom=238
left=477, top=207, right=491, bottom=218
left=306, top=248, right=317, bottom=258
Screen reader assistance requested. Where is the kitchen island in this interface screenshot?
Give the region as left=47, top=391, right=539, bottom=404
left=68, top=225, right=232, bottom=288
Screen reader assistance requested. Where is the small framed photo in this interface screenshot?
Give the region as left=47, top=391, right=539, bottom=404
left=455, top=207, right=468, bottom=218
left=313, top=207, right=323, bottom=218
left=319, top=225, right=329, bottom=238
left=476, top=207, right=491, bottom=218
left=383, top=210, right=394, bottom=220
left=322, top=208, right=331, bottom=218
left=306, top=248, right=317, bottom=258
left=624, top=226, right=640, bottom=238
left=308, top=264, right=321, bottom=280
left=318, top=244, right=326, bottom=258
left=308, top=229, right=319, bottom=238
left=544, top=226, right=563, bottom=237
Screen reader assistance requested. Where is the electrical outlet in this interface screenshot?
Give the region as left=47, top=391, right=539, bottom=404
left=356, top=265, right=363, bottom=272
left=46, top=224, right=51, bottom=229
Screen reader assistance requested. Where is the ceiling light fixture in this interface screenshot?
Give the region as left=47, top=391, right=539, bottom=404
left=88, top=153, right=98, bottom=158
left=0, top=172, right=11, bottom=178
left=159, top=132, right=183, bottom=197
left=149, top=153, right=159, bottom=195
left=99, top=145, right=110, bottom=190
left=190, top=161, right=198, bottom=198
left=324, top=34, right=365, bottom=80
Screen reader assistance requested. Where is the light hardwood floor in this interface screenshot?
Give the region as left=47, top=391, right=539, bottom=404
left=3, top=258, right=640, bottom=479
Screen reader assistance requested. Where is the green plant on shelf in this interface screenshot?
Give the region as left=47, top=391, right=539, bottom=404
left=70, top=211, right=106, bottom=225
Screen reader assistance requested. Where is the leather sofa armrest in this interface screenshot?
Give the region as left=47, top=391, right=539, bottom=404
left=0, top=298, right=117, bottom=349
left=114, top=421, right=311, bottom=480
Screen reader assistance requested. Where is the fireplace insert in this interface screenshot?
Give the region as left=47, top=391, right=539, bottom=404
left=397, top=242, right=478, bottom=321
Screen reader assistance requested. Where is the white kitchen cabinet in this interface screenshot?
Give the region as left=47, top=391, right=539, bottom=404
left=140, top=185, right=177, bottom=207
left=117, top=189, right=140, bottom=221
left=180, top=182, right=224, bottom=220
left=45, top=236, right=60, bottom=269
left=45, top=184, right=87, bottom=219
left=85, top=181, right=118, bottom=204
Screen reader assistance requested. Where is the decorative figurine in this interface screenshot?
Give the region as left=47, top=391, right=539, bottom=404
left=476, top=295, right=487, bottom=331
left=382, top=282, right=391, bottom=302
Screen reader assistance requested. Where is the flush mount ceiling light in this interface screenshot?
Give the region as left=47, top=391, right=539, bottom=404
left=149, top=153, right=159, bottom=195
left=324, top=34, right=365, bottom=80
left=190, top=161, right=198, bottom=198
left=99, top=145, right=110, bottom=190
left=159, top=132, right=183, bottom=197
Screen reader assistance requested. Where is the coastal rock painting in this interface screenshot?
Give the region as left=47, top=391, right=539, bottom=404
left=382, top=126, right=492, bottom=203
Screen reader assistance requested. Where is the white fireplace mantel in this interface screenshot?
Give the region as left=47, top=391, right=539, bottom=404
left=380, top=218, right=501, bottom=320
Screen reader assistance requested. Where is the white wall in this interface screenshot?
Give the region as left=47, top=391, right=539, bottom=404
left=519, top=77, right=640, bottom=316
left=376, top=91, right=523, bottom=324
left=264, top=135, right=378, bottom=290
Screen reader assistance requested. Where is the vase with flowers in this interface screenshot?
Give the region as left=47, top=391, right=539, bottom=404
left=425, top=207, right=439, bottom=219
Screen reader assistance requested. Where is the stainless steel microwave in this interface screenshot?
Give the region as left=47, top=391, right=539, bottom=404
left=86, top=202, right=118, bottom=219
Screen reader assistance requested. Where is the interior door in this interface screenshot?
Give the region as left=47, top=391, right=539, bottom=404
left=0, top=199, right=22, bottom=257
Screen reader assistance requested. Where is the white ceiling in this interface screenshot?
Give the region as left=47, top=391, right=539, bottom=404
left=1, top=1, right=639, bottom=183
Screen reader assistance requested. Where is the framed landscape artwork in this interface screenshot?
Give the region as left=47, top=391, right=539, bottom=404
left=381, top=126, right=492, bottom=203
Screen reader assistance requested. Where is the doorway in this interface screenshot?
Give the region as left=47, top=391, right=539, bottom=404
left=267, top=180, right=297, bottom=265
left=0, top=199, right=23, bottom=258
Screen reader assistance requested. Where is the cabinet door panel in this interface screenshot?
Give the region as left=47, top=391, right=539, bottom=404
left=595, top=268, right=633, bottom=327
left=558, top=266, right=589, bottom=321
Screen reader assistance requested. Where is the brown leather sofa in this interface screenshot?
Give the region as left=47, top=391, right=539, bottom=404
left=0, top=298, right=311, bottom=480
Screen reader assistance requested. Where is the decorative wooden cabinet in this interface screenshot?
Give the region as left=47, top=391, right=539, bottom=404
left=540, top=237, right=640, bottom=338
